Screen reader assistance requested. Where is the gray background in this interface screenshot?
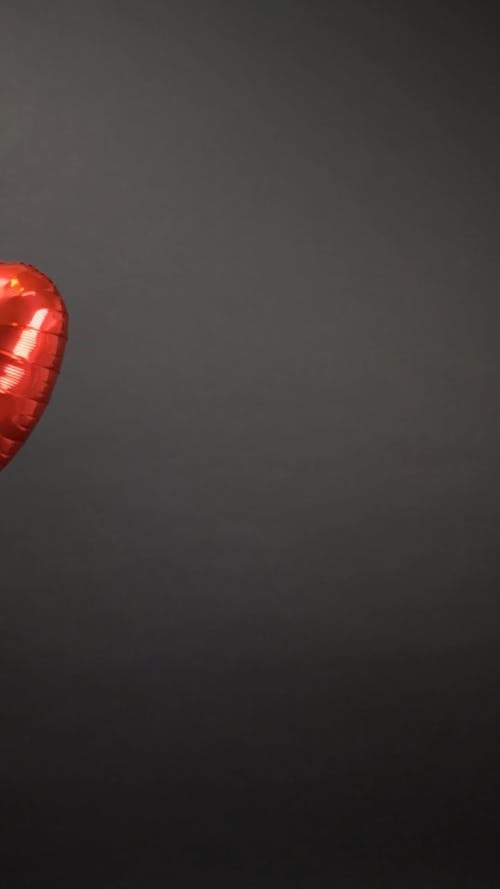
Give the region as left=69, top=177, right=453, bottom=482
left=1, top=1, right=499, bottom=886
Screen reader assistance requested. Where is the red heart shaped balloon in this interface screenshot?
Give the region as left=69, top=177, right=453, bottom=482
left=0, top=262, right=68, bottom=471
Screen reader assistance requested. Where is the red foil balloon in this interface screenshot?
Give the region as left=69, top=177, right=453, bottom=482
left=0, top=263, right=68, bottom=471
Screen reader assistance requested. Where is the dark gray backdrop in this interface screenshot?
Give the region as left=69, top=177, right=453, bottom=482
left=1, top=2, right=499, bottom=886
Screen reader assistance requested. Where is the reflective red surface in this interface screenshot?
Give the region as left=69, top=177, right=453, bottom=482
left=0, top=263, right=68, bottom=471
